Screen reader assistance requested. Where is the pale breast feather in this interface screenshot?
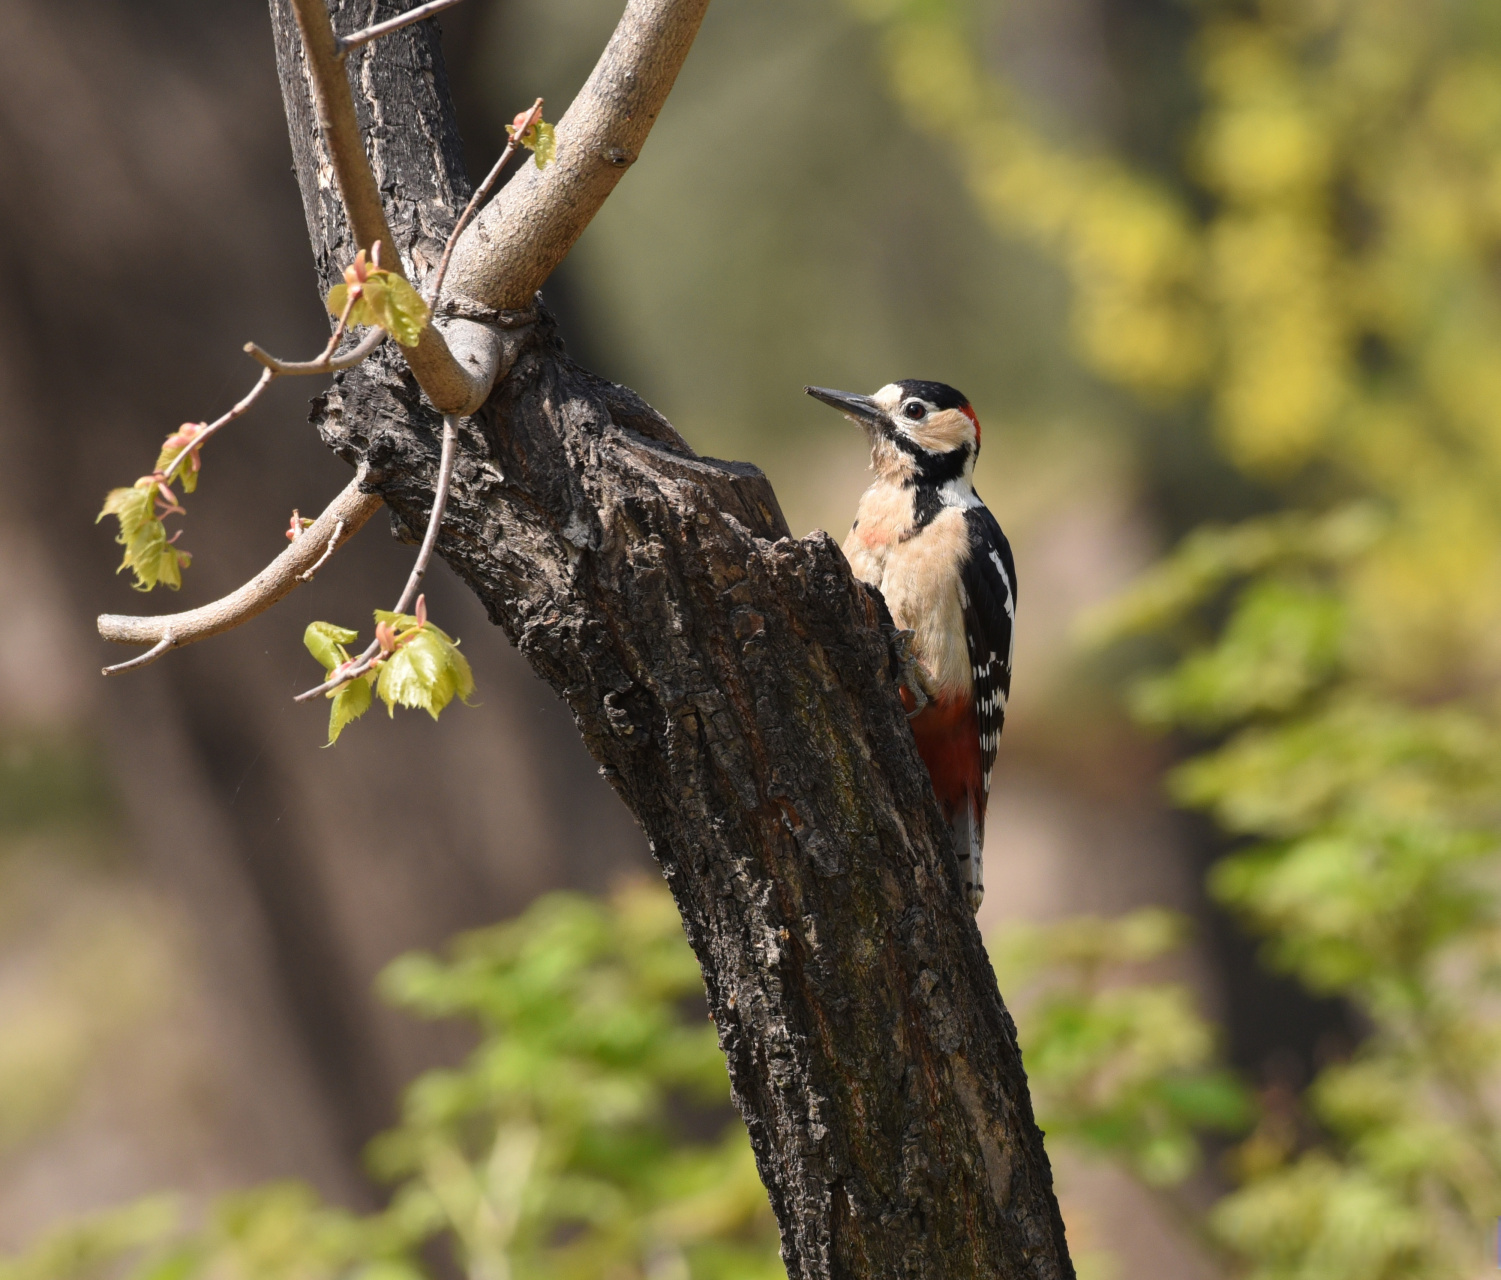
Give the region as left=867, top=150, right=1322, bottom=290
left=960, top=504, right=1016, bottom=796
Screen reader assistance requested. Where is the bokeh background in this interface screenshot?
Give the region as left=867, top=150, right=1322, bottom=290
left=6, top=1, right=1501, bottom=1277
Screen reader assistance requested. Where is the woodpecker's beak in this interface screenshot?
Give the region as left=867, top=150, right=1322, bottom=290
left=805, top=386, right=888, bottom=432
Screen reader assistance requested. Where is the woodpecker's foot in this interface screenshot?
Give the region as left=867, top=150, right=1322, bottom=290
left=885, top=627, right=936, bottom=719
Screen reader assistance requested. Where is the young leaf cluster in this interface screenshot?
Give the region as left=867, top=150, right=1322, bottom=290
left=96, top=467, right=193, bottom=592
left=304, top=600, right=474, bottom=745
left=96, top=237, right=414, bottom=595
left=507, top=106, right=557, bottom=169
left=325, top=244, right=430, bottom=347
left=0, top=883, right=784, bottom=1280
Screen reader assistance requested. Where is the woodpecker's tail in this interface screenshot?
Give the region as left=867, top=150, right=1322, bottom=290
left=951, top=796, right=984, bottom=914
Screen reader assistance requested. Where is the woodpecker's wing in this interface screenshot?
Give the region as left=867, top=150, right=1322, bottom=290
left=960, top=504, right=1016, bottom=798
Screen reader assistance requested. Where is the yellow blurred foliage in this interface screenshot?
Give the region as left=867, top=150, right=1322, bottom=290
left=856, top=0, right=1501, bottom=690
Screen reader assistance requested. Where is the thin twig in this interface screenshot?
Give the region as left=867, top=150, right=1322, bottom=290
left=314, top=285, right=359, bottom=364
left=98, top=471, right=382, bottom=658
left=102, top=632, right=176, bottom=677
left=246, top=327, right=387, bottom=376
left=427, top=98, right=544, bottom=309
left=336, top=0, right=465, bottom=56
left=161, top=367, right=275, bottom=486
left=161, top=302, right=383, bottom=489
left=159, top=288, right=360, bottom=483
left=299, top=519, right=347, bottom=582
left=293, top=414, right=460, bottom=703
left=393, top=414, right=461, bottom=615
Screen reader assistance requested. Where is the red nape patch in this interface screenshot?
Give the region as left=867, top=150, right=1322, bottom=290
left=960, top=403, right=980, bottom=448
left=904, top=692, right=984, bottom=823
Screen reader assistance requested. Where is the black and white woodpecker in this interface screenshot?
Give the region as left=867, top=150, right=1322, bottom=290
left=806, top=380, right=1016, bottom=913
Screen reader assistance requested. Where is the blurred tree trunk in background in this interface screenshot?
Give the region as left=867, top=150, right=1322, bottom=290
left=0, top=0, right=648, bottom=1211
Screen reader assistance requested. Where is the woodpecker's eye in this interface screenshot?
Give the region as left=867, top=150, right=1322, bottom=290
left=902, top=400, right=926, bottom=420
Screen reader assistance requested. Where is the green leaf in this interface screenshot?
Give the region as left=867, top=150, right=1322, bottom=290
left=328, top=281, right=382, bottom=334
left=375, top=624, right=475, bottom=720
left=327, top=675, right=374, bottom=746
left=360, top=273, right=430, bottom=348
left=147, top=542, right=189, bottom=592
left=304, top=621, right=360, bottom=674
left=531, top=120, right=557, bottom=168
left=325, top=281, right=352, bottom=320
left=97, top=483, right=155, bottom=541
left=1129, top=578, right=1347, bottom=730
left=98, top=483, right=188, bottom=591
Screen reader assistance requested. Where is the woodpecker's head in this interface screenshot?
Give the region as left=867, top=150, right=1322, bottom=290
left=805, top=380, right=979, bottom=487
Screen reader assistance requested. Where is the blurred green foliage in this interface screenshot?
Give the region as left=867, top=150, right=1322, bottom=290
left=370, top=885, right=778, bottom=1279
left=0, top=879, right=1250, bottom=1280
left=0, top=885, right=782, bottom=1280
left=854, top=0, right=1501, bottom=1274
left=990, top=909, right=1251, bottom=1189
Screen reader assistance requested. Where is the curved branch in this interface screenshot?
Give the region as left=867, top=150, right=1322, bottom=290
left=246, top=326, right=387, bottom=375
left=286, top=0, right=490, bottom=413
left=444, top=0, right=711, bottom=311
left=97, top=472, right=383, bottom=665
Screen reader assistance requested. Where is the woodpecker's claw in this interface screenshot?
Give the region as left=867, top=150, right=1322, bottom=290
left=886, top=627, right=936, bottom=719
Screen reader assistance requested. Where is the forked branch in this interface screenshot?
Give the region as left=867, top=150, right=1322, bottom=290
left=100, top=1, right=708, bottom=669
left=161, top=310, right=382, bottom=489
left=246, top=326, right=386, bottom=375
left=286, top=0, right=491, bottom=413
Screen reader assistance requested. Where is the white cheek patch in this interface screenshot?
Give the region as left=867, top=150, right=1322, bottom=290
left=908, top=409, right=976, bottom=455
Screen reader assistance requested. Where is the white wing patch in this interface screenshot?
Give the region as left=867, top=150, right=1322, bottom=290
left=989, top=547, right=1015, bottom=620
left=964, top=507, right=1017, bottom=806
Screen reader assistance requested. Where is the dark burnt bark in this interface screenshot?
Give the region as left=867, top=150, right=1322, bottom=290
left=268, top=3, right=1073, bottom=1276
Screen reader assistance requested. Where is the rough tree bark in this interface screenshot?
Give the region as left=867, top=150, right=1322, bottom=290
left=266, top=1, right=1073, bottom=1275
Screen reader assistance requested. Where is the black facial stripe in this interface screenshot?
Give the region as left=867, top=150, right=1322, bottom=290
left=902, top=447, right=970, bottom=534
left=891, top=432, right=969, bottom=487
left=911, top=486, right=943, bottom=531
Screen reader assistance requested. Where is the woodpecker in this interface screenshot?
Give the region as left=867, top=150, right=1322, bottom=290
left=806, top=380, right=1016, bottom=913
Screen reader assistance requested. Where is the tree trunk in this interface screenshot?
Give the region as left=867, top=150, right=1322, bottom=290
left=268, top=2, right=1074, bottom=1275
